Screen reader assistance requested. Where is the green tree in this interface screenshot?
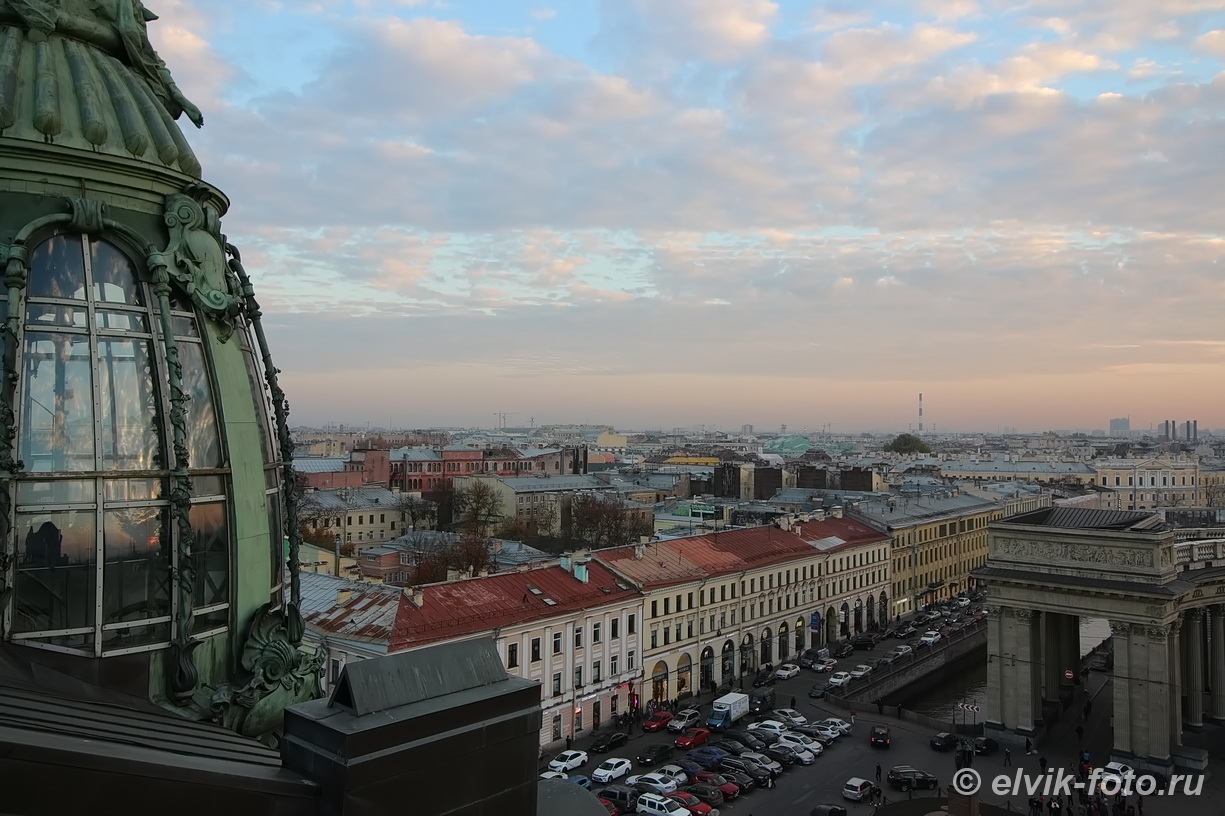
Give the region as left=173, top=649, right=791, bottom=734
left=883, top=433, right=931, bottom=454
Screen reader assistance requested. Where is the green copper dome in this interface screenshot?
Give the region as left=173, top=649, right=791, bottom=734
left=0, top=2, right=319, bottom=738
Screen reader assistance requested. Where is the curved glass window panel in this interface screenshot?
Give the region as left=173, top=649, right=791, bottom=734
left=20, top=332, right=96, bottom=472
left=192, top=607, right=228, bottom=635
left=189, top=502, right=229, bottom=608
left=12, top=509, right=97, bottom=633
left=267, top=490, right=283, bottom=591
left=104, top=478, right=165, bottom=502
left=27, top=234, right=86, bottom=299
left=16, top=480, right=94, bottom=505
left=103, top=506, right=171, bottom=623
left=166, top=289, right=199, bottom=337
left=26, top=302, right=87, bottom=329
left=190, top=475, right=225, bottom=498
left=95, top=309, right=149, bottom=333
left=241, top=339, right=276, bottom=463
left=89, top=238, right=146, bottom=306
left=103, top=620, right=171, bottom=651
left=97, top=337, right=162, bottom=471
left=177, top=343, right=222, bottom=468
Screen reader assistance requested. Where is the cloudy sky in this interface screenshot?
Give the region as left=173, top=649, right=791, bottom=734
left=150, top=0, right=1225, bottom=434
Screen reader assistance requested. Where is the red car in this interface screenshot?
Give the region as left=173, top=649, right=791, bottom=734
left=597, top=798, right=618, bottom=816
left=668, top=791, right=717, bottom=815
left=692, top=771, right=740, bottom=799
left=674, top=727, right=711, bottom=750
left=643, top=711, right=674, bottom=732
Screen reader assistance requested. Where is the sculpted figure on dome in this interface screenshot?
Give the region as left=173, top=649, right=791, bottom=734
left=1, top=0, right=203, bottom=126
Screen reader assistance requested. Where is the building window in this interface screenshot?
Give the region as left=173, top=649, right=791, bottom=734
left=611, top=654, right=619, bottom=675
left=651, top=629, right=659, bottom=648
left=531, top=637, right=541, bottom=662
left=663, top=628, right=670, bottom=645
left=574, top=666, right=583, bottom=687
left=628, top=614, right=636, bottom=634
left=612, top=618, right=620, bottom=639
left=687, top=620, right=694, bottom=638
left=553, top=632, right=562, bottom=654
left=507, top=642, right=519, bottom=668
left=593, top=622, right=601, bottom=643
left=664, top=598, right=670, bottom=615
left=552, top=673, right=562, bottom=696
left=651, top=600, right=658, bottom=618
left=574, top=626, right=583, bottom=649
left=593, top=660, right=602, bottom=683
left=628, top=650, right=636, bottom=670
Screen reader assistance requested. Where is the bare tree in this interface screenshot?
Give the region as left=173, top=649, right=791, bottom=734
left=566, top=493, right=652, bottom=549
left=453, top=479, right=504, bottom=534
left=393, top=493, right=437, bottom=531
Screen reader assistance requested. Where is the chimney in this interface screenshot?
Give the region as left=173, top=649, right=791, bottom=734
left=814, top=509, right=826, bottom=521
left=574, top=561, right=589, bottom=584
left=831, top=506, right=844, bottom=518
left=403, top=586, right=424, bottom=607
left=561, top=554, right=571, bottom=572
left=336, top=589, right=352, bottom=605
left=446, top=568, right=460, bottom=582
left=634, top=543, right=646, bottom=560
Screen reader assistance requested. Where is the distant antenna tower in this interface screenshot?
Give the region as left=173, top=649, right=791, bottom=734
left=781, top=424, right=787, bottom=434
left=918, top=393, right=924, bottom=433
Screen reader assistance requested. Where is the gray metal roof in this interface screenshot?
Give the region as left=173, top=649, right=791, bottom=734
left=500, top=475, right=610, bottom=493
left=292, top=457, right=347, bottom=473
left=389, top=446, right=442, bottom=461
left=301, top=486, right=401, bottom=510
left=942, top=458, right=1096, bottom=475
left=1003, top=507, right=1161, bottom=531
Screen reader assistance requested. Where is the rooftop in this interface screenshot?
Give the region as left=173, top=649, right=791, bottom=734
left=1002, top=507, right=1163, bottom=531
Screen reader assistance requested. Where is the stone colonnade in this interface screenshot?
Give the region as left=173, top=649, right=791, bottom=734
left=987, top=604, right=1225, bottom=768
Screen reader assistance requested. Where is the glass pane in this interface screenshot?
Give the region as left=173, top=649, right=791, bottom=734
left=103, top=507, right=171, bottom=623
left=95, top=310, right=148, bottom=333
left=16, top=480, right=94, bottom=505
left=177, top=343, right=222, bottom=468
left=267, top=491, right=283, bottom=590
left=189, top=502, right=228, bottom=607
left=192, top=607, right=228, bottom=634
left=12, top=509, right=97, bottom=633
left=20, top=332, right=96, bottom=472
left=27, top=631, right=94, bottom=651
left=97, top=337, right=162, bottom=470
left=103, top=620, right=170, bottom=651
left=190, top=475, right=224, bottom=497
left=25, top=302, right=87, bottom=328
left=264, top=467, right=280, bottom=491
left=172, top=315, right=198, bottom=337
left=89, top=238, right=145, bottom=306
left=242, top=347, right=276, bottom=463
left=28, top=235, right=86, bottom=299
left=104, top=478, right=165, bottom=501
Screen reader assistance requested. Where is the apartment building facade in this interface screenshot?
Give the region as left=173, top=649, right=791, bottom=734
left=1091, top=457, right=1203, bottom=510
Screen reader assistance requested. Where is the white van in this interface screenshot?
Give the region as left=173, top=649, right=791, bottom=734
left=843, top=777, right=875, bottom=802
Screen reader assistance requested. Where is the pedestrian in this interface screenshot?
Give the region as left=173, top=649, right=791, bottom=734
left=792, top=696, right=797, bottom=709
left=1040, top=756, right=1048, bottom=773
left=1004, top=748, right=1012, bottom=767
left=1135, top=795, right=1143, bottom=816
left=1076, top=725, right=1084, bottom=742
left=876, top=763, right=882, bottom=782
left=566, top=735, right=572, bottom=751
left=1025, top=737, right=1033, bottom=755
left=850, top=711, right=857, bottom=724
left=878, top=698, right=885, bottom=715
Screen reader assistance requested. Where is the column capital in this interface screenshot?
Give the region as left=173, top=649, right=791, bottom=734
left=1109, top=620, right=1132, bottom=636
left=1147, top=623, right=1173, bottom=641
left=1014, top=609, right=1036, bottom=622
left=1186, top=607, right=1205, bottom=622
left=986, top=605, right=1002, bottom=618
left=1211, top=604, right=1225, bottom=618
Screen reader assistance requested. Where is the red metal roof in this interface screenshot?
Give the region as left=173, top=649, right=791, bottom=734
left=790, top=516, right=891, bottom=552
left=387, top=560, right=639, bottom=651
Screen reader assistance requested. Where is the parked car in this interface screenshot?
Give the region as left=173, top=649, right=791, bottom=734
left=667, top=790, right=718, bottom=815
left=723, top=730, right=768, bottom=752
left=851, top=634, right=878, bottom=650
left=973, top=737, right=999, bottom=756
left=717, top=769, right=756, bottom=793
left=819, top=718, right=852, bottom=735
left=682, top=785, right=726, bottom=810
left=828, top=671, right=852, bottom=688
left=870, top=725, right=892, bottom=748
left=814, top=658, right=839, bottom=673
left=811, top=805, right=849, bottom=816
left=770, top=743, right=815, bottom=765
left=598, top=797, right=620, bottom=816
left=809, top=723, right=842, bottom=741
left=627, top=772, right=680, bottom=795
left=655, top=764, right=690, bottom=786
left=540, top=771, right=568, bottom=780
left=550, top=750, right=589, bottom=772
left=833, top=642, right=855, bottom=658
left=752, top=669, right=776, bottom=687
left=799, top=648, right=826, bottom=668
left=644, top=712, right=675, bottom=732
left=887, top=766, right=939, bottom=791
left=638, top=744, right=675, bottom=766
left=685, top=747, right=728, bottom=770
left=746, top=719, right=790, bottom=739
left=672, top=759, right=706, bottom=778
left=774, top=708, right=808, bottom=727
left=692, top=771, right=742, bottom=798
left=809, top=681, right=830, bottom=698
left=848, top=664, right=873, bottom=679
left=877, top=653, right=897, bottom=667
left=633, top=791, right=686, bottom=814
left=891, top=644, right=913, bottom=658
left=929, top=732, right=957, bottom=752
left=595, top=784, right=642, bottom=815
left=774, top=663, right=802, bottom=680
left=594, top=731, right=631, bottom=753
left=571, top=775, right=593, bottom=790
left=920, top=631, right=942, bottom=646
left=594, top=758, right=634, bottom=783
left=776, top=732, right=823, bottom=756
left=675, top=728, right=711, bottom=750
left=842, top=777, right=876, bottom=802
left=668, top=709, right=703, bottom=733
left=718, top=757, right=770, bottom=785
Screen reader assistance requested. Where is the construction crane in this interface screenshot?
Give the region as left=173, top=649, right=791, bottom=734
left=493, top=412, right=517, bottom=429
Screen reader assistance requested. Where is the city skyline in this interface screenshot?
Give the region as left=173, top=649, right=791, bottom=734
left=151, top=2, right=1225, bottom=431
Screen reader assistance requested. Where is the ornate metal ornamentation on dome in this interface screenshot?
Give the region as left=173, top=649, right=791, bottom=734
left=160, top=189, right=243, bottom=339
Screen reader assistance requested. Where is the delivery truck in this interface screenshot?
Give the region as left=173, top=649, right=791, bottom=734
left=706, top=692, right=750, bottom=731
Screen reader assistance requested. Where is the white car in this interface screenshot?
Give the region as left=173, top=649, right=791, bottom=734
left=775, top=743, right=816, bottom=764
left=540, top=770, right=568, bottom=780
left=592, top=757, right=632, bottom=783
left=828, top=671, right=852, bottom=687
left=776, top=732, right=823, bottom=756
left=892, top=644, right=913, bottom=657
left=814, top=658, right=839, bottom=673
left=1099, top=762, right=1135, bottom=783
left=849, top=664, right=873, bottom=679
left=655, top=764, right=689, bottom=786
left=810, top=723, right=842, bottom=740
left=920, top=631, right=942, bottom=646
left=774, top=663, right=801, bottom=680
left=626, top=772, right=679, bottom=795
left=746, top=719, right=790, bottom=738
left=774, top=707, right=808, bottom=727
left=819, top=717, right=852, bottom=735
left=636, top=791, right=693, bottom=815
left=667, top=709, right=703, bottom=732
left=548, top=749, right=588, bottom=772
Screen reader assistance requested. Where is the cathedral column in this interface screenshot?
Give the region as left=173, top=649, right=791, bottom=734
left=1014, top=609, right=1041, bottom=734
left=1168, top=619, right=1183, bottom=748
left=1143, top=623, right=1172, bottom=761
left=1109, top=621, right=1132, bottom=755
left=986, top=606, right=1004, bottom=730
left=1043, top=612, right=1063, bottom=701
left=1210, top=605, right=1225, bottom=723
left=1184, top=609, right=1205, bottom=730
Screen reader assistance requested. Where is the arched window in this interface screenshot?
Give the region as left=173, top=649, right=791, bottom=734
left=11, top=233, right=231, bottom=655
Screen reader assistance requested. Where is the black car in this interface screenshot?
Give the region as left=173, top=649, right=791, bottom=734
left=685, top=783, right=727, bottom=808
left=790, top=725, right=834, bottom=746
left=709, top=740, right=749, bottom=756
left=974, top=737, right=999, bottom=756
left=799, top=648, right=824, bottom=668
left=719, top=757, right=771, bottom=785
left=851, top=634, right=878, bottom=650
left=752, top=669, right=776, bottom=687
left=929, top=732, right=957, bottom=751
left=724, top=730, right=769, bottom=752
left=809, top=681, right=829, bottom=698
left=674, top=759, right=706, bottom=777
left=811, top=806, right=849, bottom=816
left=877, top=654, right=897, bottom=667
left=870, top=725, right=892, bottom=749
left=833, top=642, right=855, bottom=658
left=762, top=746, right=796, bottom=766
left=720, top=769, right=756, bottom=792
left=592, top=731, right=630, bottom=753
left=593, top=784, right=640, bottom=814
left=636, top=743, right=674, bottom=766
left=887, top=766, right=939, bottom=791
